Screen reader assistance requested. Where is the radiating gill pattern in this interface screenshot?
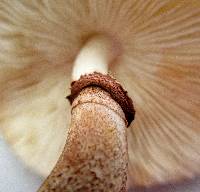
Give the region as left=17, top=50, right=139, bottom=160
left=0, top=0, right=199, bottom=187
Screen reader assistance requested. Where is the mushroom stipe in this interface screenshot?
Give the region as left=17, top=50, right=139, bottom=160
left=39, top=87, right=128, bottom=192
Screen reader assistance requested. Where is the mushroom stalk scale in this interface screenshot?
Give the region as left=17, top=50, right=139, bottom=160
left=38, top=36, right=134, bottom=191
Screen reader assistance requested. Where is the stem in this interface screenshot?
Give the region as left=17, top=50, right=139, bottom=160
left=38, top=36, right=131, bottom=191
left=72, top=35, right=116, bottom=81
left=38, top=87, right=128, bottom=192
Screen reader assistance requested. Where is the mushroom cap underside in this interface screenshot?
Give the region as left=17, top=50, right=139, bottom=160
left=0, top=0, right=200, bottom=187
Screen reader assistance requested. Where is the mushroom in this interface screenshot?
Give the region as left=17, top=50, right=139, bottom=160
left=0, top=0, right=200, bottom=191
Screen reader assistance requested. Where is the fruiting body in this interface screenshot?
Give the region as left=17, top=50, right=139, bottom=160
left=0, top=0, right=200, bottom=188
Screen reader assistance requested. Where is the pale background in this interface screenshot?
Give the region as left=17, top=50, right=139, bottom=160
left=0, top=136, right=199, bottom=192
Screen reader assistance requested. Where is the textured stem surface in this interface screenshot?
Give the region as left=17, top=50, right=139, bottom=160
left=38, top=87, right=128, bottom=192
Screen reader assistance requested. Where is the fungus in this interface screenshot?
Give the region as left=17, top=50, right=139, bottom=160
left=0, top=0, right=199, bottom=191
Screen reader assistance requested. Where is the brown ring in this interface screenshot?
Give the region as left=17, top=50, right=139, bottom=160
left=67, top=72, right=135, bottom=127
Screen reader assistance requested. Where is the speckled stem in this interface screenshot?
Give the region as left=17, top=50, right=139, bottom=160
left=38, top=86, right=128, bottom=192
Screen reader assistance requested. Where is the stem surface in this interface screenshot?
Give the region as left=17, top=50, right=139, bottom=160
left=38, top=87, right=128, bottom=192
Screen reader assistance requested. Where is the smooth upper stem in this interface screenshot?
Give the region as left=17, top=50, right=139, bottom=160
left=72, top=35, right=118, bottom=81
left=38, top=86, right=128, bottom=192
